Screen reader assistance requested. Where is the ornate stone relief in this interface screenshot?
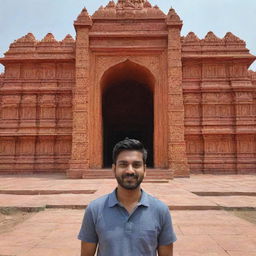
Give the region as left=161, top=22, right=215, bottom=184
left=62, top=34, right=75, bottom=44
left=183, top=32, right=200, bottom=44
left=182, top=31, right=247, bottom=50
left=5, top=33, right=75, bottom=58
left=92, top=0, right=165, bottom=19
left=75, top=8, right=92, bottom=24
left=166, top=8, right=181, bottom=22
left=224, top=32, right=245, bottom=45
left=41, top=33, right=58, bottom=43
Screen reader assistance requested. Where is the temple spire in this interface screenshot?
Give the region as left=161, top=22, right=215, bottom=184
left=118, top=0, right=147, bottom=3
left=93, top=0, right=165, bottom=19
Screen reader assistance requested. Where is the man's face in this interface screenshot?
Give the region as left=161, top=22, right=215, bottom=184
left=113, top=150, right=146, bottom=190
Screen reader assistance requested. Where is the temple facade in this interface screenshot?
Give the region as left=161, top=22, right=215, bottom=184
left=0, top=0, right=256, bottom=178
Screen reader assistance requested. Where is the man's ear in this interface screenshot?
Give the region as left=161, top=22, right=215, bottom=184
left=112, top=164, right=116, bottom=173
left=144, top=165, right=146, bottom=177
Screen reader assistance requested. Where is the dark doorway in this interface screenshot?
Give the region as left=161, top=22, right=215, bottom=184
left=103, top=80, right=154, bottom=167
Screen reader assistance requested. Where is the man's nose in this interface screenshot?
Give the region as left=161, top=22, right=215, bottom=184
left=126, top=164, right=135, bottom=173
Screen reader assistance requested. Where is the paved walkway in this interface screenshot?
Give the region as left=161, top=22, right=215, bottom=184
left=0, top=174, right=255, bottom=255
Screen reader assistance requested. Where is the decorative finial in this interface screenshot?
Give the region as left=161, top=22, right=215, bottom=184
left=167, top=8, right=181, bottom=22
left=62, top=34, right=75, bottom=43
left=41, top=33, right=57, bottom=43
left=74, top=7, right=92, bottom=25
left=184, top=32, right=200, bottom=43
left=224, top=32, right=245, bottom=44
left=203, top=31, right=222, bottom=42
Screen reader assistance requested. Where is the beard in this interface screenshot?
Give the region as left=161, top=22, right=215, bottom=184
left=115, top=172, right=144, bottom=190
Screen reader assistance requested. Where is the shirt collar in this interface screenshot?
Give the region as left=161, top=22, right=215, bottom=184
left=108, top=188, right=149, bottom=208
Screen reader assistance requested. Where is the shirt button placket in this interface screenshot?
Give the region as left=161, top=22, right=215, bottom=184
left=125, top=220, right=132, bottom=232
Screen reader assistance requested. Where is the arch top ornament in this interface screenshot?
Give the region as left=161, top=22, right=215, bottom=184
left=100, top=58, right=156, bottom=93
left=95, top=55, right=160, bottom=86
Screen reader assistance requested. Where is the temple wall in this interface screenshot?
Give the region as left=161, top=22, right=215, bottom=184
left=0, top=34, right=75, bottom=173
left=182, top=32, right=256, bottom=174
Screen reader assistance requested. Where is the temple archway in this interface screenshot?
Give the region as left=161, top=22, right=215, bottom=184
left=101, top=60, right=155, bottom=167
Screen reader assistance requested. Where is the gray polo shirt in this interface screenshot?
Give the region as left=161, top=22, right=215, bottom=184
left=78, top=189, right=177, bottom=256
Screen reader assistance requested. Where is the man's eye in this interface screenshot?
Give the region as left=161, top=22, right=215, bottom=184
left=133, top=163, right=142, bottom=168
left=119, top=163, right=128, bottom=167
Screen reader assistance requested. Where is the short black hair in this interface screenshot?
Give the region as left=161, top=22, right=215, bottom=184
left=112, top=138, right=147, bottom=164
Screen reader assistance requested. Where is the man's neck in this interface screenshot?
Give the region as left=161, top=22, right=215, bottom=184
left=116, top=186, right=142, bottom=206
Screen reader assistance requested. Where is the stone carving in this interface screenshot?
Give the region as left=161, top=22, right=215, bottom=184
left=75, top=8, right=92, bottom=25
left=186, top=136, right=203, bottom=154
left=202, top=31, right=224, bottom=44
left=17, top=137, right=35, bottom=155
left=144, top=1, right=152, bottom=8
left=36, top=137, right=54, bottom=155
left=184, top=32, right=200, bottom=43
left=62, top=34, right=75, bottom=44
left=71, top=143, right=87, bottom=160
left=22, top=64, right=39, bottom=79
left=0, top=72, right=4, bottom=78
left=248, top=70, right=256, bottom=80
left=41, top=33, right=58, bottom=43
left=203, top=64, right=226, bottom=78
left=118, top=0, right=146, bottom=4
left=93, top=0, right=165, bottom=19
left=182, top=31, right=249, bottom=53
left=95, top=56, right=159, bottom=84
left=230, top=65, right=248, bottom=77
left=185, top=105, right=200, bottom=118
left=4, top=33, right=75, bottom=64
left=166, top=8, right=182, bottom=22
left=0, top=137, right=16, bottom=156
left=56, top=63, right=75, bottom=79
left=205, top=137, right=235, bottom=153
left=224, top=32, right=245, bottom=44
left=14, top=33, right=37, bottom=44
left=22, top=95, right=37, bottom=104
left=237, top=137, right=254, bottom=153
left=55, top=136, right=72, bottom=155
left=106, top=1, right=115, bottom=8
left=37, top=34, right=61, bottom=59
left=183, top=64, right=201, bottom=78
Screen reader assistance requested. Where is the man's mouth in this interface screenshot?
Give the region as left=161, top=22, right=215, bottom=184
left=123, top=175, right=138, bottom=180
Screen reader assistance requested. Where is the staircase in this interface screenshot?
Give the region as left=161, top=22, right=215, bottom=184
left=82, top=168, right=173, bottom=180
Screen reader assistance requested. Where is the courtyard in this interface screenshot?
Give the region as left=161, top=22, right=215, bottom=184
left=0, top=174, right=255, bottom=256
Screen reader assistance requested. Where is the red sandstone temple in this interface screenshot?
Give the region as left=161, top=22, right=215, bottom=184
left=0, top=0, right=256, bottom=179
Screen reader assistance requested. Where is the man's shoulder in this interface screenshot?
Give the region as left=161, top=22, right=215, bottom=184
left=87, top=193, right=111, bottom=210
left=144, top=191, right=169, bottom=211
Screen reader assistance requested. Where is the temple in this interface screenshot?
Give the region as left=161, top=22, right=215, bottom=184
left=0, top=0, right=256, bottom=179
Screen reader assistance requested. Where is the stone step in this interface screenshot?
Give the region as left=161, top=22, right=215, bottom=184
left=82, top=169, right=173, bottom=180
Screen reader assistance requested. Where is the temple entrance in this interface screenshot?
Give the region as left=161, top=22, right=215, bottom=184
left=101, top=61, right=154, bottom=167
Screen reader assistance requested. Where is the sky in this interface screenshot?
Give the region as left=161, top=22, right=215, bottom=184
left=0, top=0, right=256, bottom=72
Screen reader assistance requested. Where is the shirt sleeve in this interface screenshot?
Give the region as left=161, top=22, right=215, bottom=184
left=78, top=205, right=98, bottom=244
left=158, top=206, right=177, bottom=246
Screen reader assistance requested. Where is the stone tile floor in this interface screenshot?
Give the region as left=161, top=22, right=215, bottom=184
left=0, top=174, right=255, bottom=256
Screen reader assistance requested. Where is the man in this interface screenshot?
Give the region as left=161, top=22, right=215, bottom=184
left=78, top=138, right=176, bottom=256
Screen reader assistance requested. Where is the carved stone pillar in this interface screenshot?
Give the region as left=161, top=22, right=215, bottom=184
left=166, top=9, right=190, bottom=177
left=232, top=80, right=256, bottom=174
left=68, top=9, right=92, bottom=178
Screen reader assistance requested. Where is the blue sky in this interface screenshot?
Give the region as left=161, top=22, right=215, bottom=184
left=0, top=0, right=255, bottom=72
